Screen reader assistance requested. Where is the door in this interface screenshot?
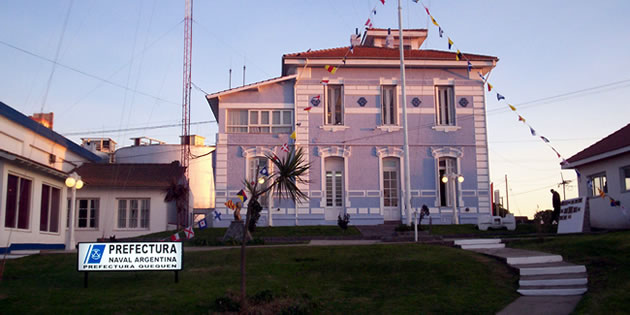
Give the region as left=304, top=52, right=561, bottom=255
left=324, top=157, right=344, bottom=220
left=383, top=158, right=401, bottom=221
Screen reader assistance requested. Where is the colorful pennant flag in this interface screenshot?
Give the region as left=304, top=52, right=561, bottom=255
left=259, top=166, right=269, bottom=176
left=487, top=83, right=493, bottom=91
left=497, top=93, right=505, bottom=101
left=431, top=16, right=439, bottom=27
left=304, top=106, right=312, bottom=111
left=456, top=50, right=462, bottom=61
left=467, top=61, right=472, bottom=73
left=237, top=189, right=248, bottom=203
left=478, top=72, right=486, bottom=82
left=518, top=115, right=525, bottom=122
left=170, top=233, right=180, bottom=241
left=213, top=211, right=221, bottom=221
left=380, top=0, right=385, bottom=4
left=438, top=27, right=443, bottom=38
left=508, top=104, right=516, bottom=111
left=540, top=136, right=550, bottom=143
left=575, top=169, right=581, bottom=178
left=281, top=143, right=290, bottom=152
left=290, top=131, right=297, bottom=140
left=324, top=65, right=338, bottom=74
left=225, top=199, right=236, bottom=210
left=365, top=18, right=373, bottom=28
left=321, top=80, right=329, bottom=85
left=598, top=188, right=606, bottom=198
left=184, top=226, right=195, bottom=239
left=552, top=147, right=561, bottom=158
left=448, top=38, right=453, bottom=49
left=423, top=4, right=429, bottom=14
left=529, top=127, right=537, bottom=136
left=198, top=217, right=208, bottom=229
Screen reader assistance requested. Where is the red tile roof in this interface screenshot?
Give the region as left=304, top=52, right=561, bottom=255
left=76, top=162, right=185, bottom=189
left=567, top=123, right=630, bottom=164
left=283, top=46, right=498, bottom=61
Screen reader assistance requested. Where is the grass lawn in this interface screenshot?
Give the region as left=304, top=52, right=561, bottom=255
left=427, top=223, right=556, bottom=237
left=0, top=244, right=518, bottom=314
left=509, top=230, right=630, bottom=314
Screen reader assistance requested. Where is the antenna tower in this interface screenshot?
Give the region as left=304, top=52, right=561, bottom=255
left=180, top=0, right=193, bottom=225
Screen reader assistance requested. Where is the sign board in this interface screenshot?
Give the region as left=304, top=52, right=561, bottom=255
left=78, top=242, right=183, bottom=271
left=557, top=197, right=587, bottom=234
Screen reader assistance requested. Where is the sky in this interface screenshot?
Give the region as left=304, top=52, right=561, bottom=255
left=1, top=0, right=629, bottom=219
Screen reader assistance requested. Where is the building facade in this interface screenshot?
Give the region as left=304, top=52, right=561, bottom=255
left=206, top=29, right=498, bottom=226
left=563, top=123, right=630, bottom=229
left=0, top=101, right=101, bottom=253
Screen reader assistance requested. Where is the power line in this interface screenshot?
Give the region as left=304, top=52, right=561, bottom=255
left=61, top=120, right=215, bottom=136
left=0, top=40, right=180, bottom=106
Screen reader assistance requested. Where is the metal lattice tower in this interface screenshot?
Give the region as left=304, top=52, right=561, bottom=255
left=180, top=0, right=193, bottom=224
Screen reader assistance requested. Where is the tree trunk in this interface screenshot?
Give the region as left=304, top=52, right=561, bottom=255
left=240, top=200, right=253, bottom=310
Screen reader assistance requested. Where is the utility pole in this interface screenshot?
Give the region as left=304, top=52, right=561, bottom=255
left=505, top=174, right=509, bottom=212
left=558, top=172, right=571, bottom=200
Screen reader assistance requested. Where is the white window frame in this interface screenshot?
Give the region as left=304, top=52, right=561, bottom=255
left=227, top=109, right=293, bottom=134
left=116, top=198, right=150, bottom=230
left=438, top=157, right=458, bottom=207
left=40, top=183, right=61, bottom=233
left=76, top=198, right=99, bottom=229
left=325, top=85, right=344, bottom=126
left=247, top=157, right=270, bottom=208
left=435, top=85, right=455, bottom=126
left=620, top=166, right=630, bottom=192
left=588, top=173, right=607, bottom=197
left=381, top=85, right=398, bottom=126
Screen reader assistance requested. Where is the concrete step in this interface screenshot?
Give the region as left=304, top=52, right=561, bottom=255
left=519, top=272, right=588, bottom=287
left=518, top=285, right=588, bottom=296
left=8, top=250, right=40, bottom=255
left=507, top=254, right=563, bottom=266
left=461, top=243, right=505, bottom=250
left=512, top=262, right=587, bottom=276
left=454, top=238, right=502, bottom=245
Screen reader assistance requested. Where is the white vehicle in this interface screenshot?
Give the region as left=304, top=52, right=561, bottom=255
left=477, top=214, right=516, bottom=231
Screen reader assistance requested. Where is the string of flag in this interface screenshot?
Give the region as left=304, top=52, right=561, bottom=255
left=415, top=0, right=583, bottom=181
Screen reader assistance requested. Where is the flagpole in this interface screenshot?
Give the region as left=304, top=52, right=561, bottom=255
left=398, top=0, right=412, bottom=225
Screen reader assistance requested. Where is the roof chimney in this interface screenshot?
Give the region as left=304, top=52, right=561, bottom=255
left=350, top=28, right=361, bottom=47
left=29, top=112, right=54, bottom=129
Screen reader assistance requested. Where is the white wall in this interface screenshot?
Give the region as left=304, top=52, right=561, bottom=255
left=114, top=144, right=215, bottom=209
left=576, top=153, right=630, bottom=229
left=74, top=187, right=172, bottom=243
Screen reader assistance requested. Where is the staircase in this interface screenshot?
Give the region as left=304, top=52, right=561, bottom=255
left=454, top=239, right=588, bottom=296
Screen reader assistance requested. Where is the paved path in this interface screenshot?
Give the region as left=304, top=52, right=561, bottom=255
left=497, top=296, right=582, bottom=315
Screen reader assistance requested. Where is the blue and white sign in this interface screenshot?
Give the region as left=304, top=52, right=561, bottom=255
left=77, top=242, right=183, bottom=271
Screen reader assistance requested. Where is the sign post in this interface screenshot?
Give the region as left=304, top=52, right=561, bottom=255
left=77, top=242, right=183, bottom=288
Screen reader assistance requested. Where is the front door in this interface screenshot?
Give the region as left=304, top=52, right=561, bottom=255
left=383, top=158, right=401, bottom=221
left=324, top=157, right=344, bottom=220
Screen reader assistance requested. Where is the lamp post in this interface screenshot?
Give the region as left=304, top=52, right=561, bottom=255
left=65, top=172, right=83, bottom=250
left=442, top=174, right=464, bottom=225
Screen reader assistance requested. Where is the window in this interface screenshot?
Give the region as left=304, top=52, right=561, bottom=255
left=117, top=199, right=150, bottom=229
left=4, top=174, right=31, bottom=229
left=40, top=184, right=60, bottom=232
left=438, top=157, right=457, bottom=207
left=248, top=157, right=269, bottom=207
left=325, top=157, right=344, bottom=207
left=435, top=86, right=455, bottom=125
left=77, top=199, right=99, bottom=228
left=227, top=109, right=293, bottom=133
left=325, top=85, right=344, bottom=125
left=622, top=166, right=630, bottom=192
left=381, top=85, right=397, bottom=125
left=588, top=173, right=607, bottom=197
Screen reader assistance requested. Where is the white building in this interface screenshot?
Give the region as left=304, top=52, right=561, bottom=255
left=0, top=101, right=101, bottom=253
left=563, top=123, right=630, bottom=229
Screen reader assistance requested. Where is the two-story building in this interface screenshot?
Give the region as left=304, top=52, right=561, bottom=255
left=206, top=28, right=498, bottom=226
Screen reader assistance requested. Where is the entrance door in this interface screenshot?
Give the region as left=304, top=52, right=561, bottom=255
left=324, top=157, right=344, bottom=220
left=383, top=158, right=401, bottom=221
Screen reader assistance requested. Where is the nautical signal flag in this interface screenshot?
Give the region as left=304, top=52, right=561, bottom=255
left=467, top=61, right=472, bottom=73
left=598, top=188, right=606, bottom=198
left=259, top=166, right=269, bottom=176
left=290, top=131, right=297, bottom=140
left=431, top=16, right=439, bottom=27
left=237, top=189, right=247, bottom=203
left=321, top=80, right=329, bottom=85
left=184, top=226, right=194, bottom=240
left=380, top=0, right=385, bottom=4
left=365, top=18, right=373, bottom=28
left=456, top=50, right=462, bottom=61
left=225, top=199, right=237, bottom=210
left=497, top=93, right=505, bottom=101
left=540, top=136, right=550, bottom=143
left=529, top=127, right=537, bottom=136
left=213, top=211, right=222, bottom=221
left=448, top=38, right=453, bottom=50
left=198, top=217, right=208, bottom=229
left=487, top=83, right=493, bottom=92
left=438, top=27, right=444, bottom=38
left=324, top=65, right=338, bottom=74
left=281, top=143, right=290, bottom=152
left=304, top=106, right=312, bottom=111
left=518, top=115, right=526, bottom=122
left=508, top=104, right=516, bottom=111
left=170, top=233, right=180, bottom=241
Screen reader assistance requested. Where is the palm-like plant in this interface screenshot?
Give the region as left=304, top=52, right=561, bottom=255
left=164, top=179, right=188, bottom=229
left=238, top=146, right=310, bottom=309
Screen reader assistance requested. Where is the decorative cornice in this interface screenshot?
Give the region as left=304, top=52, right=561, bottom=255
left=376, top=146, right=404, bottom=158
left=316, top=146, right=351, bottom=158
left=241, top=146, right=275, bottom=158
left=431, top=146, right=463, bottom=159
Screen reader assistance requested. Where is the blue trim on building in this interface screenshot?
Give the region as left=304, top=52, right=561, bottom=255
left=0, top=243, right=66, bottom=254
left=0, top=101, right=101, bottom=162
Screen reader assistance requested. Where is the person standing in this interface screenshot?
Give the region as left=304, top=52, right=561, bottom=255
left=551, top=189, right=561, bottom=223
